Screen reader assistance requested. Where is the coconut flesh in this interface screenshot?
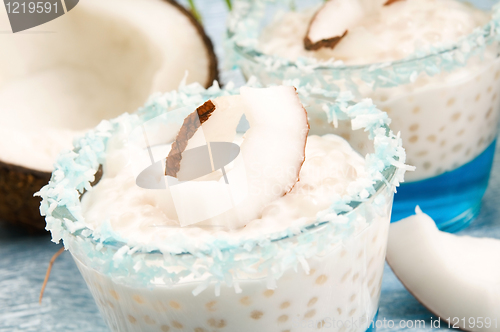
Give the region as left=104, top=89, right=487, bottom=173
left=387, top=208, right=500, bottom=332
left=0, top=0, right=218, bottom=230
left=164, top=86, right=309, bottom=229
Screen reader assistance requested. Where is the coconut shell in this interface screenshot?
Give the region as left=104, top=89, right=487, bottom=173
left=0, top=161, right=51, bottom=233
left=0, top=1, right=218, bottom=233
left=164, top=0, right=219, bottom=88
left=165, top=100, right=216, bottom=176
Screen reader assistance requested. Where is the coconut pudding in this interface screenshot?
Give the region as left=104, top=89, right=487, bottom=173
left=228, top=0, right=500, bottom=230
left=39, top=83, right=409, bottom=332
left=0, top=0, right=218, bottom=231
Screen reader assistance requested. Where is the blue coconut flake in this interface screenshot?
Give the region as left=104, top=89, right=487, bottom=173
left=39, top=81, right=411, bottom=293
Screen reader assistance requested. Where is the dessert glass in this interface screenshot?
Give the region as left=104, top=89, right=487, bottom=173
left=39, top=83, right=408, bottom=332
left=226, top=0, right=500, bottom=232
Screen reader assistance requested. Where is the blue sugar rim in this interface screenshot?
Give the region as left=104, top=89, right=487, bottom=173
left=38, top=81, right=412, bottom=290
left=225, top=0, right=500, bottom=90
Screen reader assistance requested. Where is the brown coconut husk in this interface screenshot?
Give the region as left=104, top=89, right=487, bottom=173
left=165, top=100, right=216, bottom=177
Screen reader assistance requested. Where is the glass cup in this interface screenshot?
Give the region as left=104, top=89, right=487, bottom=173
left=39, top=85, right=407, bottom=332
left=226, top=0, right=500, bottom=232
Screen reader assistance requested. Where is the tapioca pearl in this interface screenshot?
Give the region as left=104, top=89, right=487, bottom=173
left=171, top=321, right=183, bottom=329
left=349, top=308, right=357, bottom=317
left=478, top=137, right=485, bottom=147
left=476, top=93, right=481, bottom=102
left=133, top=295, right=145, bottom=304
left=281, top=301, right=291, bottom=309
left=350, top=294, right=357, bottom=302
left=340, top=133, right=351, bottom=141
left=435, top=167, right=443, bottom=175
left=240, top=296, right=252, bottom=306
left=318, top=320, right=326, bottom=329
left=488, top=86, right=493, bottom=93
left=447, top=98, right=456, bottom=107
left=107, top=301, right=115, bottom=309
left=340, top=269, right=352, bottom=283
left=337, top=308, right=343, bottom=315
left=492, top=93, right=497, bottom=102
left=95, top=283, right=103, bottom=293
left=206, top=301, right=217, bottom=312
left=169, top=301, right=181, bottom=309
left=440, top=140, right=447, bottom=147
left=367, top=275, right=376, bottom=287
left=144, top=316, right=156, bottom=325
left=109, top=290, right=119, bottom=300
left=207, top=318, right=227, bottom=328
left=416, top=150, right=428, bottom=157
left=426, top=135, right=437, bottom=143
left=412, top=106, right=420, bottom=114
left=309, top=268, right=317, bottom=276
left=381, top=107, right=391, bottom=114
left=423, top=162, right=432, bottom=170
left=304, top=309, right=316, bottom=319
left=457, top=129, right=465, bottom=137
left=160, top=325, right=170, bottom=332
left=316, top=275, right=328, bottom=285
left=152, top=301, right=168, bottom=313
left=439, top=126, right=446, bottom=132
left=251, top=311, right=264, bottom=320
left=409, top=123, right=419, bottom=132
left=451, top=112, right=462, bottom=121
left=367, top=257, right=375, bottom=269
left=195, top=328, right=207, bottom=332
left=452, top=162, right=460, bottom=169
left=486, top=107, right=493, bottom=119
left=278, top=315, right=289, bottom=323
left=408, top=135, right=418, bottom=143
left=465, top=148, right=472, bottom=157
left=339, top=325, right=347, bottom=332
left=452, top=144, right=463, bottom=153
left=352, top=273, right=360, bottom=282
left=308, top=297, right=318, bottom=307
left=263, top=290, right=275, bottom=298
left=128, top=315, right=137, bottom=324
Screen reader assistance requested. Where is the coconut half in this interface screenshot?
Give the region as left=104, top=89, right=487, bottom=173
left=304, top=0, right=404, bottom=51
left=387, top=209, right=500, bottom=332
left=165, top=86, right=309, bottom=229
left=0, top=0, right=218, bottom=232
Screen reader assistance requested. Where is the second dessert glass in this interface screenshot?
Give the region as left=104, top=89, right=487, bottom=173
left=226, top=0, right=500, bottom=232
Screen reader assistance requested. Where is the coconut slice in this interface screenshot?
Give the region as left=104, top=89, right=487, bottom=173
left=387, top=208, right=500, bottom=332
left=304, top=0, right=365, bottom=51
left=165, top=86, right=309, bottom=229
left=0, top=0, right=218, bottom=232
left=304, top=0, right=405, bottom=51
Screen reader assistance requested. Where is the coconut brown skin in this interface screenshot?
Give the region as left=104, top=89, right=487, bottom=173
left=304, top=0, right=405, bottom=51
left=166, top=100, right=216, bottom=176
left=0, top=1, right=219, bottom=233
left=0, top=161, right=50, bottom=233
left=304, top=30, right=348, bottom=51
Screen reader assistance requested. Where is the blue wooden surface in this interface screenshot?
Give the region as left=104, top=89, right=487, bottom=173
left=1, top=1, right=500, bottom=331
